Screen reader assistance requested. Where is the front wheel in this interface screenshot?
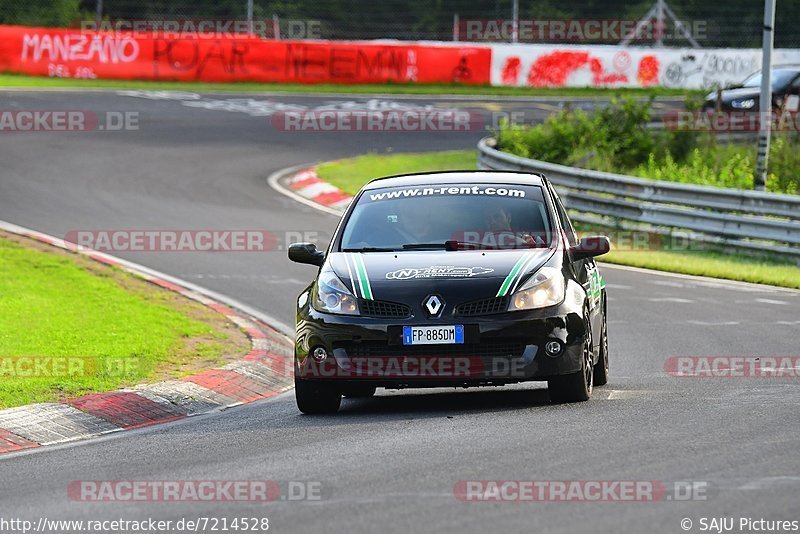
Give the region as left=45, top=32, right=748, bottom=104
left=548, top=312, right=593, bottom=403
left=295, top=376, right=342, bottom=414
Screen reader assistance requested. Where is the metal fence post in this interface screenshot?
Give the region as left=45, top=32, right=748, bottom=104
left=273, top=14, right=280, bottom=40
left=95, top=0, right=103, bottom=27
left=511, top=0, right=519, bottom=42
left=754, top=0, right=777, bottom=191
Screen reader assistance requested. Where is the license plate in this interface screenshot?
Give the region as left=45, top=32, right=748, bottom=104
left=403, top=325, right=464, bottom=345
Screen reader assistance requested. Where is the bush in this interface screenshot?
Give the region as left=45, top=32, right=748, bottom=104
left=766, top=133, right=800, bottom=195
left=497, top=96, right=657, bottom=170
left=496, top=96, right=799, bottom=195
left=0, top=0, right=81, bottom=27
left=633, top=148, right=755, bottom=189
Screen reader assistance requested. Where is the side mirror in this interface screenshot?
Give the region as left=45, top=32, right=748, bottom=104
left=288, top=242, right=325, bottom=267
left=570, top=236, right=610, bottom=261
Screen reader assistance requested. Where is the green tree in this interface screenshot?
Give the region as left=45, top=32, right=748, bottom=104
left=0, top=0, right=81, bottom=27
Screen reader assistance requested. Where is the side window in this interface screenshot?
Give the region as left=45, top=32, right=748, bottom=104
left=547, top=184, right=578, bottom=246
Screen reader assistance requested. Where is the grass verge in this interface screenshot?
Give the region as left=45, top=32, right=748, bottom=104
left=315, top=150, right=800, bottom=290
left=318, top=150, right=476, bottom=194
left=0, top=231, right=250, bottom=408
left=601, top=248, right=800, bottom=290
left=0, top=73, right=696, bottom=98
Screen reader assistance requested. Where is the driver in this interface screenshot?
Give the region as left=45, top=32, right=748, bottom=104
left=484, top=204, right=513, bottom=232
left=482, top=204, right=539, bottom=248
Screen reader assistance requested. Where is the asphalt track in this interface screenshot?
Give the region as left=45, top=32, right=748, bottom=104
left=0, top=89, right=798, bottom=534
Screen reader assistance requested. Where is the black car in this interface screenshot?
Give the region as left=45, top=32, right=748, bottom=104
left=702, top=66, right=800, bottom=112
left=288, top=171, right=610, bottom=413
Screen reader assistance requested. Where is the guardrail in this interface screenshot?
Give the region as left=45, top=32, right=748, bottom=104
left=477, top=137, right=800, bottom=264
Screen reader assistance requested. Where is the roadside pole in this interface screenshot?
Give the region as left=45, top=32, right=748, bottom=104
left=754, top=0, right=777, bottom=191
left=512, top=0, right=519, bottom=43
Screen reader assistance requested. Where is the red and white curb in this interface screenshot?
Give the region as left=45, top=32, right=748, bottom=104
left=286, top=168, right=352, bottom=210
left=0, top=220, right=294, bottom=455
left=268, top=164, right=352, bottom=216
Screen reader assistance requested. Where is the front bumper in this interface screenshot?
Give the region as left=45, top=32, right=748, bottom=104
left=295, top=301, right=587, bottom=388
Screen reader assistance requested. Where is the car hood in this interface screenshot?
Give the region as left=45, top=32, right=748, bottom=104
left=705, top=87, right=759, bottom=102
left=327, top=248, right=555, bottom=305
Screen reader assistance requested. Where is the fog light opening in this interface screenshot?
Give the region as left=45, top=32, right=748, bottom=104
left=544, top=340, right=564, bottom=358
left=312, top=346, right=329, bottom=362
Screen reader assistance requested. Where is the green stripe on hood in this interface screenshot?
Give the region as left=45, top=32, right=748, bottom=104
left=354, top=254, right=373, bottom=300
left=496, top=253, right=533, bottom=297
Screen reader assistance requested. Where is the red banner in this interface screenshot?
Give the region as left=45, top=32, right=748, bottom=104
left=0, top=25, right=491, bottom=85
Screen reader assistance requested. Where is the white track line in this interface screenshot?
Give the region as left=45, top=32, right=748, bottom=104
left=0, top=86, right=683, bottom=103
left=599, top=262, right=800, bottom=294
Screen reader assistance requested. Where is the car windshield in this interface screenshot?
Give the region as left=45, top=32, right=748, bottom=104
left=741, top=69, right=799, bottom=89
left=340, top=183, right=552, bottom=251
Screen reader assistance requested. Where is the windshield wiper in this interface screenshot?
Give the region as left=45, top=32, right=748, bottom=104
left=341, top=247, right=398, bottom=252
left=402, top=238, right=547, bottom=251
left=402, top=241, right=478, bottom=251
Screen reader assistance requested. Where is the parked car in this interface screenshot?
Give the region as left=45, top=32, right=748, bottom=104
left=702, top=66, right=800, bottom=112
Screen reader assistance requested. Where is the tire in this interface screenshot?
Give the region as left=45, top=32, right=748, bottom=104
left=342, top=385, right=377, bottom=398
left=295, top=376, right=342, bottom=414
left=593, top=314, right=609, bottom=387
left=548, top=311, right=593, bottom=403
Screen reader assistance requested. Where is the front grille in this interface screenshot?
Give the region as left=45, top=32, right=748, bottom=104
left=360, top=299, right=413, bottom=319
left=454, top=296, right=510, bottom=316
left=339, top=341, right=526, bottom=359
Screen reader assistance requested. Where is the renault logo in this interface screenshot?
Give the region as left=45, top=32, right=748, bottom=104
left=424, top=295, right=444, bottom=317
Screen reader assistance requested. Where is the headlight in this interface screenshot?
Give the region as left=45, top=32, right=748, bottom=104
left=313, top=269, right=359, bottom=315
left=731, top=98, right=755, bottom=109
left=508, top=267, right=565, bottom=311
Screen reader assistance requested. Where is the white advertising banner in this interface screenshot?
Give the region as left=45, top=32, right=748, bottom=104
left=489, top=44, right=800, bottom=89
